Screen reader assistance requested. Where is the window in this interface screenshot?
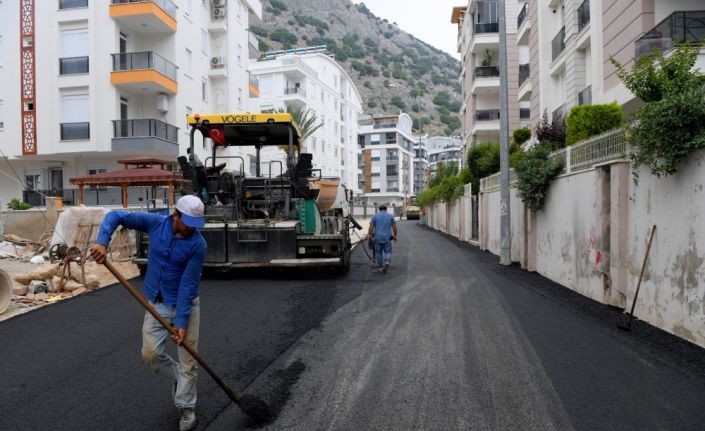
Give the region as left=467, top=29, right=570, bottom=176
left=87, top=168, right=107, bottom=190
left=60, top=28, right=89, bottom=74
left=201, top=78, right=208, bottom=102
left=61, top=94, right=89, bottom=140
left=184, top=49, right=192, bottom=76
left=386, top=132, right=396, bottom=144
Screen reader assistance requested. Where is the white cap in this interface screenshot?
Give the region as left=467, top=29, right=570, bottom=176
left=175, top=195, right=205, bottom=228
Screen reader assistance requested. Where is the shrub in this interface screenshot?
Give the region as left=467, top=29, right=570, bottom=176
left=433, top=91, right=450, bottom=107
left=535, top=109, right=566, bottom=149
left=390, top=96, right=406, bottom=110
left=7, top=198, right=31, bottom=210
left=269, top=0, right=287, bottom=11
left=512, top=127, right=531, bottom=145
left=515, top=143, right=564, bottom=211
left=269, top=28, right=297, bottom=45
left=565, top=102, right=624, bottom=145
left=249, top=25, right=268, bottom=37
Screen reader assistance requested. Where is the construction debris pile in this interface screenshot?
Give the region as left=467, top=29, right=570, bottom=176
left=0, top=207, right=139, bottom=321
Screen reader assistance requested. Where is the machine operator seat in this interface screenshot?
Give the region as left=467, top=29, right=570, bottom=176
left=206, top=163, right=227, bottom=176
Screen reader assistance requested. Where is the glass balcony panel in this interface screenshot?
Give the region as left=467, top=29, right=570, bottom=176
left=111, top=52, right=177, bottom=81
left=474, top=66, right=500, bottom=78
left=475, top=109, right=501, bottom=121
left=518, top=63, right=530, bottom=86
left=635, top=10, right=705, bottom=58
left=59, top=56, right=89, bottom=75
left=60, top=0, right=88, bottom=9
left=577, top=0, right=590, bottom=31
left=475, top=22, right=499, bottom=34
left=61, top=122, right=90, bottom=140
left=517, top=3, right=528, bottom=28
left=552, top=26, right=566, bottom=61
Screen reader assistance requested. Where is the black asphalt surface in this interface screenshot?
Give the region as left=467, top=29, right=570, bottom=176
left=2, top=221, right=705, bottom=430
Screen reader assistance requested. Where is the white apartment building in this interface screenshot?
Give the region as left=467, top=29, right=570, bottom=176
left=0, top=0, right=262, bottom=207
left=426, top=136, right=463, bottom=178
left=412, top=134, right=428, bottom=195
left=249, top=50, right=363, bottom=193
left=358, top=113, right=415, bottom=211
left=518, top=0, right=705, bottom=132
left=452, top=0, right=530, bottom=160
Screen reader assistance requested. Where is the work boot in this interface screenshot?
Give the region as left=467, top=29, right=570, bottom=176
left=179, top=408, right=196, bottom=431
left=382, top=262, right=389, bottom=273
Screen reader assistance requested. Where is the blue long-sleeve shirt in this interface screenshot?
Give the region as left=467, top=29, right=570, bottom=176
left=97, top=211, right=207, bottom=329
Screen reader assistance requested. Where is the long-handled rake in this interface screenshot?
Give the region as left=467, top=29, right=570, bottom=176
left=618, top=225, right=656, bottom=332
left=103, top=261, right=272, bottom=422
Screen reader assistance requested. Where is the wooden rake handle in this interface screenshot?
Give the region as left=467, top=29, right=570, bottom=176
left=103, top=260, right=241, bottom=403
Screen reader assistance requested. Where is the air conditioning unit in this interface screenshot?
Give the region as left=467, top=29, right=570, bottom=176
left=211, top=0, right=226, bottom=6
left=211, top=56, right=226, bottom=69
left=212, top=6, right=226, bottom=19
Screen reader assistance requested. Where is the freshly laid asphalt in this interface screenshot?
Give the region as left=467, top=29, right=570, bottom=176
left=2, top=221, right=705, bottom=430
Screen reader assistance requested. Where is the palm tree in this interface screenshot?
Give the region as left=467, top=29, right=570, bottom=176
left=277, top=107, right=323, bottom=144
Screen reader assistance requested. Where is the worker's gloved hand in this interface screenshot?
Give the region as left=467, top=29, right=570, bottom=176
left=171, top=328, right=186, bottom=345
left=90, top=244, right=108, bottom=264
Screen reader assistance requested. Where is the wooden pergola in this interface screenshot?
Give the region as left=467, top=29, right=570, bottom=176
left=69, top=158, right=186, bottom=208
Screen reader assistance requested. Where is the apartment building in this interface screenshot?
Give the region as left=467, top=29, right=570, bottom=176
left=249, top=49, right=363, bottom=192
left=412, top=134, right=428, bottom=195
left=451, top=0, right=529, bottom=160
left=358, top=113, right=415, bottom=211
left=519, top=0, right=704, bottom=132
left=426, top=136, right=463, bottom=178
left=0, top=0, right=262, bottom=207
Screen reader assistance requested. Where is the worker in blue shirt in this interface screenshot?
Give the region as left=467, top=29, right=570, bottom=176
left=91, top=195, right=206, bottom=431
left=368, top=204, right=398, bottom=273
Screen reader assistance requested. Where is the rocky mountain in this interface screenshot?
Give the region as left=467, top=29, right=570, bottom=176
left=251, top=0, right=462, bottom=136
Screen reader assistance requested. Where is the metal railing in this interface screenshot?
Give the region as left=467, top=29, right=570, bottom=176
left=112, top=119, right=178, bottom=143
left=578, top=85, right=592, bottom=105
left=635, top=10, right=705, bottom=58
left=552, top=26, right=566, bottom=61
left=475, top=22, right=499, bottom=34
left=475, top=109, right=501, bottom=121
left=519, top=63, right=530, bottom=86
left=474, top=66, right=500, bottom=78
left=60, top=122, right=90, bottom=140
left=59, top=56, right=89, bottom=75
left=578, top=0, right=590, bottom=31
left=284, top=87, right=305, bottom=96
left=111, top=51, right=177, bottom=81
left=111, top=0, right=177, bottom=19
left=479, top=128, right=628, bottom=192
left=60, top=0, right=87, bottom=9
left=517, top=3, right=528, bottom=29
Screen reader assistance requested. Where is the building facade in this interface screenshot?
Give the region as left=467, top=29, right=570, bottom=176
left=0, top=0, right=262, bottom=207
left=452, top=0, right=528, bottom=160
left=358, top=113, right=415, bottom=211
left=426, top=136, right=463, bottom=178
left=249, top=50, right=363, bottom=192
left=412, top=134, right=428, bottom=195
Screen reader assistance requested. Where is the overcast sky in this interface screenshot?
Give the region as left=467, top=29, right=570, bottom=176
left=353, top=0, right=462, bottom=59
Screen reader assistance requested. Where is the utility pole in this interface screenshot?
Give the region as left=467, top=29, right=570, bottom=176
left=498, top=0, right=511, bottom=265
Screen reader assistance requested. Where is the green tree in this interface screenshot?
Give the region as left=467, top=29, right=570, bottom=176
left=514, top=143, right=564, bottom=211
left=269, top=28, right=297, bottom=45
left=611, top=44, right=705, bottom=176
left=277, top=107, right=323, bottom=142
left=565, top=103, right=624, bottom=145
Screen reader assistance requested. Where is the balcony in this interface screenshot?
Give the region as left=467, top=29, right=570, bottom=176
left=249, top=74, right=260, bottom=98
left=635, top=10, right=705, bottom=58
left=111, top=119, right=179, bottom=156
left=475, top=22, right=499, bottom=34
left=578, top=85, right=592, bottom=105
left=471, top=22, right=499, bottom=54
left=59, top=0, right=88, bottom=9
left=248, top=32, right=260, bottom=60
left=518, top=63, right=529, bottom=87
left=110, top=0, right=177, bottom=34
left=281, top=86, right=306, bottom=108
left=61, top=122, right=90, bottom=141
left=59, top=56, right=89, bottom=75
left=577, top=0, right=590, bottom=32
left=473, top=66, right=500, bottom=78
left=110, top=51, right=178, bottom=95
left=552, top=26, right=566, bottom=61
left=517, top=3, right=528, bottom=29
left=475, top=109, right=500, bottom=121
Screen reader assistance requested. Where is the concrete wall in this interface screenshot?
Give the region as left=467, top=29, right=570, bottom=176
left=424, top=149, right=705, bottom=348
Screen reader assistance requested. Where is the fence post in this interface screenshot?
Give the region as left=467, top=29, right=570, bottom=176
left=565, top=146, right=572, bottom=174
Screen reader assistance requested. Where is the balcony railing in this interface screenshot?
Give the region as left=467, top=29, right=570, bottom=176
left=578, top=85, right=592, bottom=105
left=111, top=51, right=177, bottom=80
left=552, top=26, right=566, bottom=61
left=475, top=22, right=499, bottom=34
left=59, top=56, right=89, bottom=75
left=284, top=87, right=305, bottom=97
left=474, top=66, right=500, bottom=78
left=61, top=122, right=90, bottom=140
left=635, top=10, right=705, bottom=58
left=577, top=0, right=590, bottom=31
left=112, top=119, right=178, bottom=143
left=60, top=0, right=88, bottom=9
left=475, top=109, right=501, bottom=121
left=111, top=0, right=177, bottom=19
left=517, top=3, right=528, bottom=28
left=519, top=63, right=530, bottom=86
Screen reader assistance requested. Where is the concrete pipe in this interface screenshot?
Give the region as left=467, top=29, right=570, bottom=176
left=0, top=269, right=11, bottom=315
